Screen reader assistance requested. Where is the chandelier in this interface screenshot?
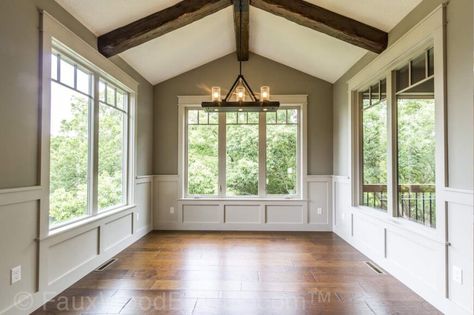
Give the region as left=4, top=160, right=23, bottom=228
left=201, top=0, right=279, bottom=113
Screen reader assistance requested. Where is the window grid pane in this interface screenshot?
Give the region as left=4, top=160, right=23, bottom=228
left=186, top=109, right=219, bottom=195
left=360, top=82, right=388, bottom=210
left=397, top=98, right=436, bottom=227
left=98, top=103, right=127, bottom=211
left=266, top=109, right=298, bottom=195
left=226, top=112, right=259, bottom=196
left=49, top=81, right=90, bottom=226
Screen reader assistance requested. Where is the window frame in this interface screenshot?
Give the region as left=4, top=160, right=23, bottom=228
left=178, top=95, right=307, bottom=200
left=358, top=79, right=389, bottom=212
left=40, top=11, right=138, bottom=234
left=348, top=5, right=446, bottom=240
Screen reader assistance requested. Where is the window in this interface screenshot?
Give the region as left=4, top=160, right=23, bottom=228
left=359, top=79, right=388, bottom=210
left=226, top=112, right=259, bottom=196
left=396, top=48, right=435, bottom=227
left=186, top=110, right=219, bottom=195
left=356, top=48, right=436, bottom=227
left=266, top=109, right=299, bottom=195
left=184, top=106, right=301, bottom=198
left=98, top=80, right=128, bottom=211
left=48, top=45, right=132, bottom=229
left=49, top=52, right=92, bottom=226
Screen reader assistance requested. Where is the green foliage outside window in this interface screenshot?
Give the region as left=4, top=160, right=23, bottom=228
left=49, top=90, right=126, bottom=226
left=362, top=100, right=387, bottom=185
left=186, top=109, right=298, bottom=196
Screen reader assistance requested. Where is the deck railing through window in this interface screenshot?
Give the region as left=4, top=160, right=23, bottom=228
left=362, top=184, right=436, bottom=227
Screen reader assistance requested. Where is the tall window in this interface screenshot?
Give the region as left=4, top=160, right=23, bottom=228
left=49, top=51, right=92, bottom=226
left=226, top=112, right=259, bottom=196
left=186, top=110, right=219, bottom=195
left=184, top=107, right=301, bottom=198
left=396, top=48, right=435, bottom=227
left=266, top=109, right=298, bottom=195
left=357, top=48, right=436, bottom=227
left=359, top=80, right=388, bottom=210
left=49, top=46, right=131, bottom=228
left=98, top=80, right=128, bottom=211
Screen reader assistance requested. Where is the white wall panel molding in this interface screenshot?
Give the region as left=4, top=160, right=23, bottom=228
left=440, top=188, right=474, bottom=206
left=332, top=180, right=473, bottom=315
left=0, top=179, right=154, bottom=315
left=0, top=186, right=42, bottom=207
left=153, top=174, right=333, bottom=231
left=136, top=175, right=154, bottom=184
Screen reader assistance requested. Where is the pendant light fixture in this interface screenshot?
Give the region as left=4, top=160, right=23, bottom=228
left=202, top=1, right=279, bottom=112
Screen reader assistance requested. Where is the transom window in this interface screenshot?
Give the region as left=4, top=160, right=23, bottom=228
left=184, top=107, right=301, bottom=198
left=49, top=45, right=131, bottom=228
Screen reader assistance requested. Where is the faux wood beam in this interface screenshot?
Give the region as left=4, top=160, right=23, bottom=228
left=234, top=0, right=250, bottom=61
left=98, top=0, right=232, bottom=57
left=250, top=0, right=388, bottom=54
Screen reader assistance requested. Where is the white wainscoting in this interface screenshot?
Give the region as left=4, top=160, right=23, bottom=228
left=0, top=176, right=154, bottom=315
left=153, top=175, right=332, bottom=231
left=332, top=176, right=473, bottom=315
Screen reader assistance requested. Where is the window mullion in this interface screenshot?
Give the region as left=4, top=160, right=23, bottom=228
left=218, top=112, right=226, bottom=197
left=387, top=71, right=397, bottom=217
left=258, top=112, right=266, bottom=197
left=90, top=74, right=100, bottom=215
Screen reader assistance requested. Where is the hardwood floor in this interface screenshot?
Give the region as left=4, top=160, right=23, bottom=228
left=33, top=231, right=440, bottom=314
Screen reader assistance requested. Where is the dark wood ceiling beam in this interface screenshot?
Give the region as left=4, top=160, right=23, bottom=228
left=98, top=0, right=232, bottom=57
left=250, top=0, right=388, bottom=53
left=234, top=0, right=250, bottom=61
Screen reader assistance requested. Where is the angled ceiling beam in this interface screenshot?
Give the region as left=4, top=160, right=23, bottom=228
left=234, top=0, right=250, bottom=61
left=98, top=0, right=232, bottom=57
left=250, top=0, right=388, bottom=54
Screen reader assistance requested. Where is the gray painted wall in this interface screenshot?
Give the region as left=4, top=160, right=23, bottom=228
left=0, top=0, right=154, bottom=189
left=332, top=0, right=474, bottom=190
left=154, top=53, right=333, bottom=175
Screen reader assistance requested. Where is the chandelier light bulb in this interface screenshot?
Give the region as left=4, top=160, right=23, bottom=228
left=211, top=87, right=221, bottom=102
left=260, top=86, right=270, bottom=101
left=236, top=86, right=245, bottom=101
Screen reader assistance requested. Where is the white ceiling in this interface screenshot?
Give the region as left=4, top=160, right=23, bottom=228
left=56, top=0, right=182, bottom=36
left=55, top=0, right=423, bottom=85
left=250, top=7, right=366, bottom=83
left=120, top=7, right=235, bottom=85
left=303, top=0, right=423, bottom=32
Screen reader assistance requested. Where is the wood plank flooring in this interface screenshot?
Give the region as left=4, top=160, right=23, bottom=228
left=33, top=231, right=440, bottom=314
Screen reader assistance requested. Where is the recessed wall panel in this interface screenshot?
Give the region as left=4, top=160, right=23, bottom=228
left=447, top=202, right=473, bottom=313
left=266, top=205, right=303, bottom=224
left=135, top=182, right=152, bottom=230
left=103, top=214, right=133, bottom=251
left=182, top=205, right=220, bottom=224
left=48, top=228, right=98, bottom=284
left=308, top=181, right=328, bottom=224
left=0, top=201, right=38, bottom=309
left=225, top=205, right=260, bottom=224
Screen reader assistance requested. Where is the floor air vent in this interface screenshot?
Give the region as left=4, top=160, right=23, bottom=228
left=365, top=261, right=384, bottom=274
left=95, top=258, right=117, bottom=272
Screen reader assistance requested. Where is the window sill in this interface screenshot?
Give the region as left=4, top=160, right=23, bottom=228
left=179, top=197, right=306, bottom=202
left=43, top=204, right=136, bottom=241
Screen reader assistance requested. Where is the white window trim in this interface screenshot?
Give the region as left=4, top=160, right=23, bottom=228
left=347, top=5, right=446, bottom=241
left=177, top=95, right=308, bottom=200
left=40, top=11, right=138, bottom=237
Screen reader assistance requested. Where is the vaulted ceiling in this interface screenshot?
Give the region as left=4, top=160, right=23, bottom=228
left=56, top=0, right=422, bottom=85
